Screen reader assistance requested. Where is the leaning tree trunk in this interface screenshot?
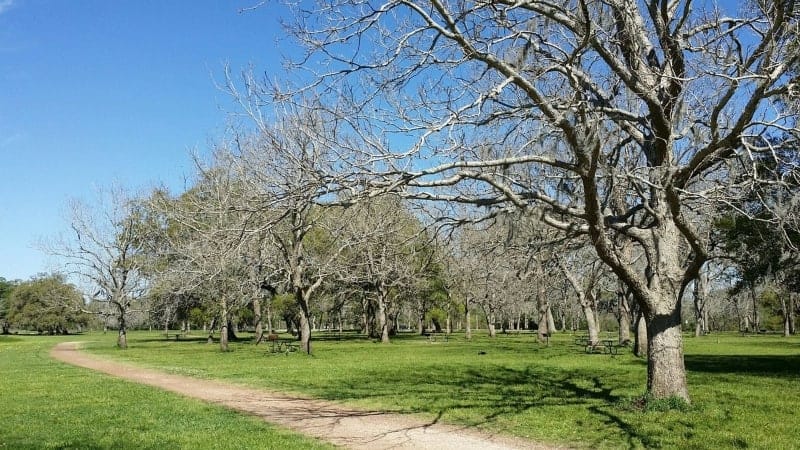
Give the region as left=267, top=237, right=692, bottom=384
left=581, top=292, right=600, bottom=346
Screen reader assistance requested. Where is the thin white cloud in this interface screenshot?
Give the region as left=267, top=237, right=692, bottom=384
left=0, top=0, right=13, bottom=15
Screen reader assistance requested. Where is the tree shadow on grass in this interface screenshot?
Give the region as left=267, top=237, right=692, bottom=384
left=685, top=354, right=800, bottom=378
left=308, top=362, right=637, bottom=443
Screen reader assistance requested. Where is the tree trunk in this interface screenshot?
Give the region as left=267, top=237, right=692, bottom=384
left=781, top=295, right=791, bottom=337
left=790, top=293, right=797, bottom=335
left=207, top=317, right=216, bottom=344
left=485, top=309, right=496, bottom=338
left=219, top=297, right=229, bottom=352
left=253, top=295, right=263, bottom=344
left=646, top=307, right=688, bottom=400
left=536, top=273, right=549, bottom=341
left=546, top=306, right=556, bottom=335
left=464, top=298, right=472, bottom=340
left=634, top=311, right=647, bottom=357
left=581, top=292, right=600, bottom=346
left=694, top=269, right=708, bottom=337
left=618, top=289, right=632, bottom=345
left=117, top=305, right=128, bottom=349
left=376, top=288, right=390, bottom=344
left=749, top=283, right=760, bottom=332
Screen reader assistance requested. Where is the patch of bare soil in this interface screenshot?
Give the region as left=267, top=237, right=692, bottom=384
left=51, top=342, right=563, bottom=450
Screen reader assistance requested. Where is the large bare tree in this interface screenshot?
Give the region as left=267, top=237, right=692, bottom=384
left=46, top=188, right=147, bottom=348
left=278, top=0, right=800, bottom=401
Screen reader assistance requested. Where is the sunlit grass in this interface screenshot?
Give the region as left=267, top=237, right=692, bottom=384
left=84, top=330, right=800, bottom=449
left=0, top=334, right=333, bottom=449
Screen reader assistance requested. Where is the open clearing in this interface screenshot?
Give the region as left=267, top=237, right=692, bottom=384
left=51, top=341, right=558, bottom=450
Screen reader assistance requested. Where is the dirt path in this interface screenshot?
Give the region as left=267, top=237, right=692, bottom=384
left=51, top=342, right=560, bottom=450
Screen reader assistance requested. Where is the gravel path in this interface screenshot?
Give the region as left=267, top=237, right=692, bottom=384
left=51, top=342, right=562, bottom=450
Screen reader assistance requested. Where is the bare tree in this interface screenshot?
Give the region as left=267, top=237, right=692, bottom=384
left=45, top=188, right=147, bottom=348
left=558, top=248, right=606, bottom=347
left=336, top=195, right=428, bottom=343
left=278, top=0, right=800, bottom=401
left=222, top=108, right=359, bottom=354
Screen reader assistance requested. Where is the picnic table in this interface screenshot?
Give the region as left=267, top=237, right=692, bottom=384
left=266, top=334, right=299, bottom=354
left=422, top=331, right=449, bottom=343
left=585, top=339, right=620, bottom=355
left=163, top=332, right=186, bottom=341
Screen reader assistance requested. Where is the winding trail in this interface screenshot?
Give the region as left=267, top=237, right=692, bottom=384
left=51, top=342, right=561, bottom=450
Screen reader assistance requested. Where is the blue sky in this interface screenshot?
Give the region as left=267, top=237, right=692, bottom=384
left=0, top=0, right=291, bottom=280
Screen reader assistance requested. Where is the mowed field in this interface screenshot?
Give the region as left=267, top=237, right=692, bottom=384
left=2, top=330, right=798, bottom=449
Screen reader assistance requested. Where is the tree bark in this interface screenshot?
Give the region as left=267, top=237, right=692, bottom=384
left=646, top=307, right=688, bottom=400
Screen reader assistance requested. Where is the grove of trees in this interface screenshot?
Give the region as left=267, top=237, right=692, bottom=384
left=15, top=0, right=797, bottom=407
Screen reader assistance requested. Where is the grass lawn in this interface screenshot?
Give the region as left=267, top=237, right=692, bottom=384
left=83, top=330, right=800, bottom=449
left=0, top=334, right=334, bottom=449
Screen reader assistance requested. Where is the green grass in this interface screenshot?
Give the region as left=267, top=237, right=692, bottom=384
left=0, top=334, right=334, bottom=450
left=83, top=330, right=800, bottom=449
